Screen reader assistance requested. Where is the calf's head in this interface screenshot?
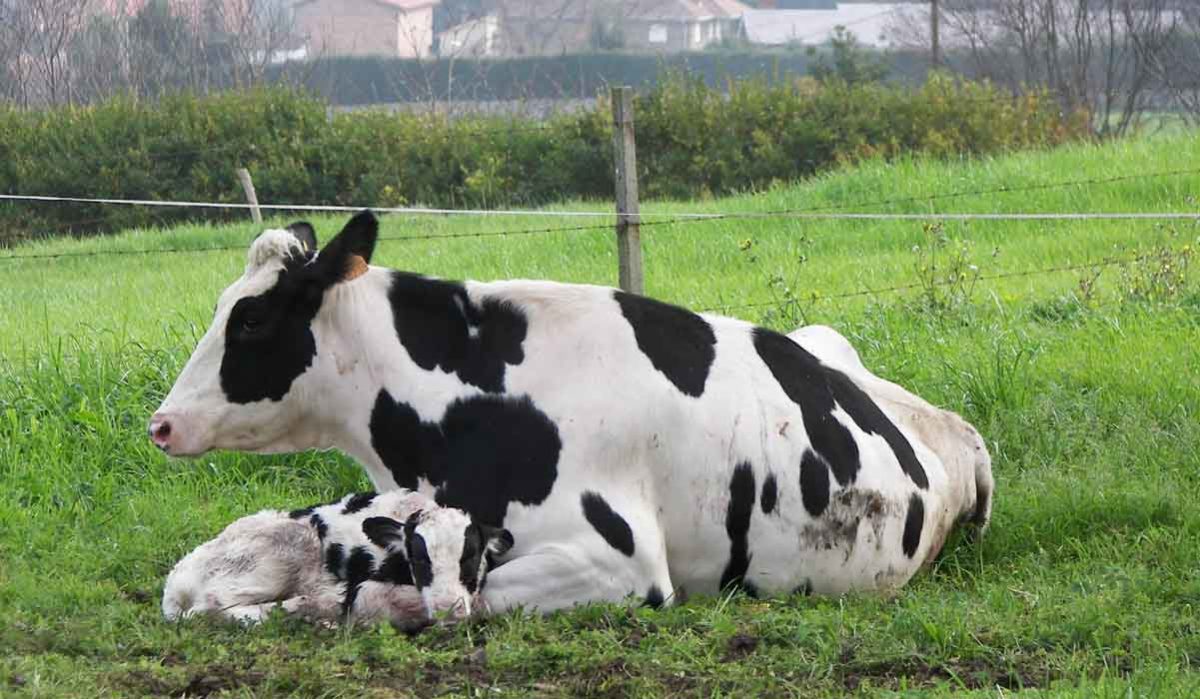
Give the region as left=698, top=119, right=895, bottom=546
left=149, top=211, right=378, bottom=456
left=363, top=511, right=512, bottom=621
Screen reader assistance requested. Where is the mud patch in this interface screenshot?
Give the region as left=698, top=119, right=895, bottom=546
left=723, top=632, right=760, bottom=662
left=840, top=655, right=1055, bottom=691
left=800, top=488, right=894, bottom=559
left=118, top=664, right=266, bottom=697
left=118, top=587, right=152, bottom=605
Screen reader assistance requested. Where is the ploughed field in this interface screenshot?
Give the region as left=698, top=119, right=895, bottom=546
left=1, top=132, right=1198, bottom=697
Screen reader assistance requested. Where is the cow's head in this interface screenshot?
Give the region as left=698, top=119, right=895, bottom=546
left=363, top=511, right=512, bottom=621
left=148, top=210, right=379, bottom=456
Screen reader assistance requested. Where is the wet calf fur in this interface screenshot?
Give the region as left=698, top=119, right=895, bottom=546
left=162, top=489, right=512, bottom=628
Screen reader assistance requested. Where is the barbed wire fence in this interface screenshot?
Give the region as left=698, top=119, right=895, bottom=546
left=2, top=87, right=1198, bottom=321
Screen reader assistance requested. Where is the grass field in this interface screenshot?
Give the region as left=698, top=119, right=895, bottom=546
left=2, top=131, right=1199, bottom=697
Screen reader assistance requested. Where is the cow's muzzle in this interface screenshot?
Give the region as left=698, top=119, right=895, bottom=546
left=148, top=412, right=207, bottom=456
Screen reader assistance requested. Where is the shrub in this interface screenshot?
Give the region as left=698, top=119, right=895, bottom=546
left=0, top=77, right=1089, bottom=243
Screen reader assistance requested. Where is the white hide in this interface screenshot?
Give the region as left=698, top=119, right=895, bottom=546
left=154, top=219, right=995, bottom=615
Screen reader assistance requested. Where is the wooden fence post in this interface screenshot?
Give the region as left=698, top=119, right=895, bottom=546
left=236, top=167, right=263, bottom=225
left=611, top=86, right=644, bottom=295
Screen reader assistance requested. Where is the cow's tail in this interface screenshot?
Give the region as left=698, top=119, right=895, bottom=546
left=966, top=424, right=994, bottom=537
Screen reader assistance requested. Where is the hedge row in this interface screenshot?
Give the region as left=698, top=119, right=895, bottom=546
left=273, top=51, right=930, bottom=105
left=0, top=75, right=1090, bottom=243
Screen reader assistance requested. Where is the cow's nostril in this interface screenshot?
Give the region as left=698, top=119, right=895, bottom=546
left=150, top=418, right=173, bottom=447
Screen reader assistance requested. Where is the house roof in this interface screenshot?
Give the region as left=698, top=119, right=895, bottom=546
left=294, top=0, right=440, bottom=9
left=374, top=0, right=441, bottom=8
left=495, top=0, right=748, bottom=22
left=620, top=0, right=751, bottom=21
left=743, top=4, right=905, bottom=47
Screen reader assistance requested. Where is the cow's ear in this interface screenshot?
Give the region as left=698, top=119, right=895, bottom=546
left=314, top=209, right=378, bottom=285
left=362, top=516, right=405, bottom=549
left=480, top=524, right=514, bottom=557
left=285, top=221, right=318, bottom=255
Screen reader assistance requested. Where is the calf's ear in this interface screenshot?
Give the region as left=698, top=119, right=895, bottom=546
left=313, top=209, right=379, bottom=285
left=362, top=516, right=405, bottom=549
left=480, top=525, right=514, bottom=557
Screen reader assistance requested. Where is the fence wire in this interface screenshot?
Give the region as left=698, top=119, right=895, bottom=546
left=3, top=163, right=1198, bottom=227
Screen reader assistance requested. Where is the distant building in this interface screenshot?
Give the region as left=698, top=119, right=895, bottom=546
left=294, top=0, right=442, bottom=58
left=743, top=3, right=906, bottom=48
left=494, top=0, right=750, bottom=56
left=618, top=0, right=751, bottom=52
left=438, top=13, right=502, bottom=57
left=754, top=0, right=837, bottom=8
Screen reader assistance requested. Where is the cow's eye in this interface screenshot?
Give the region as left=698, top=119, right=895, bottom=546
left=241, top=316, right=263, bottom=334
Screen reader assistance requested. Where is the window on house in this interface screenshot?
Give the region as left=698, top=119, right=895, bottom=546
left=648, top=24, right=667, bottom=44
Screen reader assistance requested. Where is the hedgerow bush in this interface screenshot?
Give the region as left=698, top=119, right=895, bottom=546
left=0, top=76, right=1089, bottom=243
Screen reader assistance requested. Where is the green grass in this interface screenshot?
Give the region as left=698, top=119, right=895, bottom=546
left=2, top=131, right=1199, bottom=697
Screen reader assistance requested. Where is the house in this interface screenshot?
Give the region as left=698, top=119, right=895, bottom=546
left=293, top=0, right=442, bottom=58
left=437, top=14, right=502, bottom=57
left=742, top=2, right=907, bottom=48
left=494, top=0, right=750, bottom=56
left=617, top=0, right=751, bottom=52
left=755, top=0, right=836, bottom=9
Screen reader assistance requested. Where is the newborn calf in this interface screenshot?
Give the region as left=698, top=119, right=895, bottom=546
left=162, top=489, right=513, bottom=630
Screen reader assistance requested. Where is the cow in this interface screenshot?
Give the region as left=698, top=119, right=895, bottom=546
left=162, top=489, right=512, bottom=629
left=149, top=210, right=993, bottom=614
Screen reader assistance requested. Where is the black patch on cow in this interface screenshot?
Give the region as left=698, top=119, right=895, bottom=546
left=478, top=526, right=512, bottom=593
left=580, top=492, right=635, bottom=558
left=902, top=493, right=925, bottom=559
left=387, top=272, right=527, bottom=393
left=761, top=473, right=778, bottom=515
left=219, top=264, right=323, bottom=405
left=405, top=531, right=434, bottom=590
left=340, top=546, right=377, bottom=616
left=324, top=543, right=345, bottom=577
left=310, top=514, right=329, bottom=540
left=289, top=494, right=342, bottom=521
left=458, top=525, right=485, bottom=594
left=362, top=516, right=405, bottom=549
left=341, top=492, right=377, bottom=515
left=753, top=328, right=928, bottom=489
left=799, top=449, right=831, bottom=518
left=372, top=552, right=414, bottom=586
left=644, top=585, right=665, bottom=609
left=369, top=389, right=561, bottom=527
left=614, top=291, right=716, bottom=398
left=719, top=462, right=757, bottom=594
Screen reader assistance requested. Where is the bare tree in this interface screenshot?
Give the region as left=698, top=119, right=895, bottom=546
left=0, top=0, right=36, bottom=105
left=1145, top=4, right=1200, bottom=124
left=207, top=0, right=300, bottom=88
left=891, top=0, right=1186, bottom=136
left=7, top=0, right=97, bottom=106
left=0, top=0, right=303, bottom=107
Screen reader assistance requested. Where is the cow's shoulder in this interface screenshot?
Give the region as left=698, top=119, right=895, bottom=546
left=385, top=272, right=528, bottom=393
